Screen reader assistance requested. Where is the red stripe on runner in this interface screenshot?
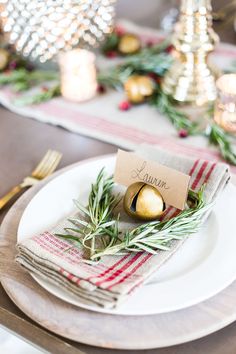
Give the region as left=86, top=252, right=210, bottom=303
left=35, top=99, right=236, bottom=174
left=39, top=101, right=223, bottom=161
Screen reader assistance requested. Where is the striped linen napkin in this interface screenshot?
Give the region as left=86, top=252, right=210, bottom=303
left=16, top=146, right=230, bottom=309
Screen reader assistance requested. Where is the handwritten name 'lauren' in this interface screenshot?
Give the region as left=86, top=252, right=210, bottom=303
left=131, top=161, right=170, bottom=190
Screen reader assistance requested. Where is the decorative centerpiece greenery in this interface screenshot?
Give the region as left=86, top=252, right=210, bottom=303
left=0, top=29, right=235, bottom=165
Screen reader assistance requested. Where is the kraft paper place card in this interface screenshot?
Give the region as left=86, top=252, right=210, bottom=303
left=114, top=150, right=191, bottom=210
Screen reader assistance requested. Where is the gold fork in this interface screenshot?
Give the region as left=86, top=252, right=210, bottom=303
left=0, top=150, right=62, bottom=210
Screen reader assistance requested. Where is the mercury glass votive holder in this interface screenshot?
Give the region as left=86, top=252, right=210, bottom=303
left=214, top=74, right=236, bottom=133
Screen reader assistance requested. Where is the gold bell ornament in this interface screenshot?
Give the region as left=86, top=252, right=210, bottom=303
left=123, top=182, right=166, bottom=221
left=118, top=33, right=141, bottom=55
left=124, top=75, right=155, bottom=104
left=0, top=48, right=9, bottom=71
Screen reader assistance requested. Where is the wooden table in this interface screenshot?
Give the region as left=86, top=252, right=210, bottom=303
left=0, top=1, right=236, bottom=352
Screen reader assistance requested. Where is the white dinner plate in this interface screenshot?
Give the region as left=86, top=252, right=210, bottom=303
left=17, top=154, right=236, bottom=316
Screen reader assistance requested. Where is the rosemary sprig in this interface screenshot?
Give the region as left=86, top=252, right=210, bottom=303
left=122, top=51, right=172, bottom=76
left=150, top=90, right=201, bottom=135
left=98, top=52, right=172, bottom=89
left=206, top=123, right=236, bottom=165
left=14, top=84, right=61, bottom=106
left=101, top=31, right=120, bottom=53
left=56, top=168, right=120, bottom=258
left=102, top=30, right=170, bottom=56
left=98, top=67, right=132, bottom=90
left=91, top=186, right=210, bottom=260
left=0, top=68, right=58, bottom=91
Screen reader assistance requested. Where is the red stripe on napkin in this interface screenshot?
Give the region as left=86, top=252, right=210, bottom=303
left=107, top=253, right=153, bottom=290
left=203, top=163, right=216, bottom=185
left=168, top=161, right=216, bottom=219
left=88, top=253, right=131, bottom=281
left=95, top=252, right=143, bottom=286
left=191, top=161, right=208, bottom=190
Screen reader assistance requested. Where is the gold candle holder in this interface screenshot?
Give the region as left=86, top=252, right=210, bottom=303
left=214, top=74, right=236, bottom=133
left=59, top=49, right=97, bottom=103
left=162, top=0, right=219, bottom=106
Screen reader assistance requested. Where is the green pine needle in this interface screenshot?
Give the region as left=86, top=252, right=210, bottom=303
left=56, top=168, right=121, bottom=258
left=14, top=84, right=61, bottom=106
left=150, top=90, right=201, bottom=135
left=98, top=51, right=172, bottom=89
left=0, top=68, right=58, bottom=92
left=206, top=123, right=236, bottom=165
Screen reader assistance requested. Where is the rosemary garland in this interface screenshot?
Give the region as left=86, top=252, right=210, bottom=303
left=56, top=169, right=210, bottom=261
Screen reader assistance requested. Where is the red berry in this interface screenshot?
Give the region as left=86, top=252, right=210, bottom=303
left=106, top=51, right=117, bottom=59
left=41, top=86, right=49, bottom=92
left=146, top=40, right=154, bottom=48
left=155, top=76, right=162, bottom=84
left=178, top=129, right=188, bottom=138
left=8, top=60, right=17, bottom=70
left=114, top=26, right=126, bottom=36
left=97, top=84, right=106, bottom=94
left=147, top=72, right=157, bottom=80
left=165, top=45, right=174, bottom=53
left=119, top=100, right=131, bottom=111
left=147, top=72, right=161, bottom=84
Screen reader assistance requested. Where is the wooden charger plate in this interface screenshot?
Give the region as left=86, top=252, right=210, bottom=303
left=1, top=162, right=236, bottom=350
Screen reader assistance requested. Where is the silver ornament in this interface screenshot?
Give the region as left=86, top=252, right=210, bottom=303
left=0, top=0, right=116, bottom=62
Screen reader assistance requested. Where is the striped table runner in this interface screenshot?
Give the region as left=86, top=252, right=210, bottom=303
left=0, top=20, right=236, bottom=172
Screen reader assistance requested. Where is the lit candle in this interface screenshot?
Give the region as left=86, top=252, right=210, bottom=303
left=59, top=49, right=97, bottom=102
left=214, top=74, right=236, bottom=133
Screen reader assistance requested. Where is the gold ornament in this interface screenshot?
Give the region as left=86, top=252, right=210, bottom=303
left=0, top=0, right=116, bottom=63
left=124, top=75, right=154, bottom=104
left=0, top=48, right=9, bottom=71
left=118, top=33, right=141, bottom=55
left=123, top=182, right=165, bottom=221
left=162, top=0, right=219, bottom=106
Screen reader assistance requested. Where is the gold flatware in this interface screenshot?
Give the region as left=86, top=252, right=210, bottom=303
left=0, top=149, right=62, bottom=210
